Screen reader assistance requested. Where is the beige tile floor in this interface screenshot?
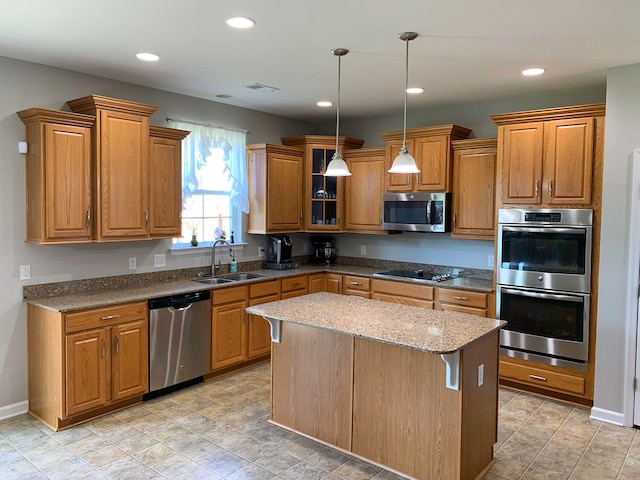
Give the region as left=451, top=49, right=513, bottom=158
left=1, top=362, right=639, bottom=480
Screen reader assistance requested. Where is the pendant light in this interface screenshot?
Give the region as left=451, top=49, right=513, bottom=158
left=388, top=32, right=420, bottom=174
left=324, top=48, right=351, bottom=177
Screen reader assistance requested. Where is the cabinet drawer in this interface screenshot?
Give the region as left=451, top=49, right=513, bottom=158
left=213, top=286, right=248, bottom=305
left=438, top=288, right=487, bottom=309
left=343, top=276, right=370, bottom=292
left=371, top=293, right=434, bottom=309
left=372, top=279, right=434, bottom=301
left=65, top=302, right=147, bottom=333
left=439, top=304, right=487, bottom=317
left=500, top=359, right=585, bottom=396
left=281, top=275, right=308, bottom=293
left=250, top=280, right=279, bottom=299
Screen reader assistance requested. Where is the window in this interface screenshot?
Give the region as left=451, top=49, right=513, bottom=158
left=168, top=121, right=249, bottom=247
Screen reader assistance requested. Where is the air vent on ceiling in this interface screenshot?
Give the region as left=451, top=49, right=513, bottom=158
left=244, top=83, right=280, bottom=93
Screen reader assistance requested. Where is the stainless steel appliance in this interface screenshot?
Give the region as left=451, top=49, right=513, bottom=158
left=311, top=237, right=336, bottom=265
left=374, top=269, right=457, bottom=283
left=148, top=291, right=211, bottom=393
left=496, top=208, right=593, bottom=370
left=263, top=234, right=299, bottom=270
left=382, top=192, right=451, bottom=233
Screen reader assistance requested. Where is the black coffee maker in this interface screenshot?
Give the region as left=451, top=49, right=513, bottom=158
left=263, top=234, right=299, bottom=270
left=311, top=237, right=336, bottom=265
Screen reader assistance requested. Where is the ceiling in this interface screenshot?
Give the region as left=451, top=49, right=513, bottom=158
left=1, top=0, right=639, bottom=123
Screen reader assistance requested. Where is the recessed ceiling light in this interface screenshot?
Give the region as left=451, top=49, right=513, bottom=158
left=216, top=94, right=233, bottom=99
left=406, top=87, right=424, bottom=94
left=522, top=67, right=546, bottom=76
left=317, top=101, right=332, bottom=107
left=226, top=17, right=255, bottom=28
left=136, top=52, right=159, bottom=62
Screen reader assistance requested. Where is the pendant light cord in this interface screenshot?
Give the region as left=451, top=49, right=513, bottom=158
left=335, top=54, right=341, bottom=157
left=402, top=36, right=409, bottom=151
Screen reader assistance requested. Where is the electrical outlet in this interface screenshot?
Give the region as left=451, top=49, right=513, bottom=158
left=360, top=245, right=367, bottom=256
left=153, top=254, right=166, bottom=268
left=20, top=264, right=31, bottom=280
left=258, top=247, right=265, bottom=258
left=488, top=254, right=494, bottom=267
left=478, top=364, right=484, bottom=386
left=302, top=242, right=309, bottom=254
left=128, top=257, right=136, bottom=270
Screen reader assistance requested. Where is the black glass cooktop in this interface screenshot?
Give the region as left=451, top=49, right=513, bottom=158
left=374, top=269, right=457, bottom=283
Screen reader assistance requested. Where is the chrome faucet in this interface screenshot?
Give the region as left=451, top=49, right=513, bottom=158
left=211, top=239, right=233, bottom=276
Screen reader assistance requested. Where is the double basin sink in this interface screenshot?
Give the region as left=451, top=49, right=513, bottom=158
left=193, top=273, right=266, bottom=285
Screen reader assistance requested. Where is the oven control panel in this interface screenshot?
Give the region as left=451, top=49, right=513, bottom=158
left=524, top=212, right=562, bottom=223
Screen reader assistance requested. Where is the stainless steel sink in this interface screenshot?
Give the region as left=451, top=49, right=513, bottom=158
left=222, top=273, right=266, bottom=281
left=193, top=277, right=235, bottom=285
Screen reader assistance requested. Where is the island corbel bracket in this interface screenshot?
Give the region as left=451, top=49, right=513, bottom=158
left=440, top=351, right=460, bottom=390
left=263, top=316, right=282, bottom=343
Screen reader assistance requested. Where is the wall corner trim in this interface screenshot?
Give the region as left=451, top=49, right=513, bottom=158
left=590, top=406, right=626, bottom=426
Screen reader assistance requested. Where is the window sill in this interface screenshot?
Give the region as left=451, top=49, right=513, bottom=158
left=169, top=242, right=246, bottom=256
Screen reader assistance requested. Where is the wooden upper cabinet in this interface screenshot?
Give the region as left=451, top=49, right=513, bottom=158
left=67, top=95, right=158, bottom=240
left=381, top=125, right=471, bottom=193
left=344, top=148, right=386, bottom=233
left=148, top=126, right=190, bottom=238
left=492, top=104, right=605, bottom=207
left=17, top=108, right=95, bottom=244
left=281, top=135, right=364, bottom=232
left=246, top=143, right=304, bottom=234
left=451, top=138, right=497, bottom=240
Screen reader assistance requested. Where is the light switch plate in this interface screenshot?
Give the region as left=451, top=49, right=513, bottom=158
left=129, top=257, right=136, bottom=270
left=153, top=254, right=166, bottom=268
left=488, top=255, right=494, bottom=267
left=20, top=264, right=31, bottom=280
left=360, top=245, right=367, bottom=256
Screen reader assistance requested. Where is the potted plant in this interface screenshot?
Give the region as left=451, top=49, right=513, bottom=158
left=185, top=220, right=200, bottom=246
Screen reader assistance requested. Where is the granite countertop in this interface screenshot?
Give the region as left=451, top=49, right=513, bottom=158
left=246, top=292, right=505, bottom=354
left=25, top=264, right=493, bottom=313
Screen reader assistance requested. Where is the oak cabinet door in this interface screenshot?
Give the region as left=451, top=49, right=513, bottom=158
left=149, top=133, right=182, bottom=237
left=212, top=300, right=248, bottom=369
left=543, top=118, right=594, bottom=205
left=65, top=329, right=108, bottom=416
left=415, top=135, right=449, bottom=191
left=44, top=123, right=92, bottom=240
left=385, top=139, right=415, bottom=191
left=500, top=123, right=544, bottom=204
left=324, top=273, right=342, bottom=294
left=111, top=320, right=149, bottom=401
left=267, top=153, right=303, bottom=232
left=345, top=150, right=385, bottom=232
left=248, top=293, right=279, bottom=359
left=99, top=110, right=149, bottom=238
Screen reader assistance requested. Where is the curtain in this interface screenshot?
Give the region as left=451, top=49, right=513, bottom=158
left=169, top=121, right=249, bottom=213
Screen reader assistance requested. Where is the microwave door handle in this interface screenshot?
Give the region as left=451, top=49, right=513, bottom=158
left=426, top=201, right=431, bottom=224
left=501, top=287, right=585, bottom=303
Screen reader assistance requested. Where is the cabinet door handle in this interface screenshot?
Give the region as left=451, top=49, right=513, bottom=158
left=453, top=214, right=456, bottom=228
left=86, top=210, right=91, bottom=229
left=100, top=314, right=119, bottom=321
left=406, top=174, right=410, bottom=185
left=529, top=374, right=548, bottom=382
left=115, top=336, right=119, bottom=354
left=101, top=339, right=106, bottom=358
left=145, top=211, right=149, bottom=228
left=300, top=211, right=303, bottom=220
left=453, top=295, right=469, bottom=301
left=549, top=179, right=554, bottom=197
left=350, top=281, right=363, bottom=286
left=535, top=179, right=540, bottom=199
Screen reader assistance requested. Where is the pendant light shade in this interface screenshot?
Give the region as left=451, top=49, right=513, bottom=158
left=324, top=48, right=351, bottom=177
left=388, top=32, right=420, bottom=174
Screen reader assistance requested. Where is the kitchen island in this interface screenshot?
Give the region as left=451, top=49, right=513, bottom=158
left=247, top=292, right=506, bottom=480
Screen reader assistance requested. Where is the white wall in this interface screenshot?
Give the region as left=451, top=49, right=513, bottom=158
left=0, top=56, right=317, bottom=411
left=593, top=63, right=640, bottom=423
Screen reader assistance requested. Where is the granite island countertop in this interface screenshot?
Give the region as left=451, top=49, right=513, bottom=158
left=246, top=292, right=505, bottom=354
left=25, top=264, right=493, bottom=313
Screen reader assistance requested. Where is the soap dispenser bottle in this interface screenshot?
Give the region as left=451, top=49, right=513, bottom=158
left=230, top=252, right=237, bottom=273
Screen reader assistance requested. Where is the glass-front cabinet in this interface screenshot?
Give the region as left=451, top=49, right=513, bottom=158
left=281, top=135, right=364, bottom=231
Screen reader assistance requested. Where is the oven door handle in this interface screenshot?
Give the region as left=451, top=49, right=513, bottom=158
left=500, top=287, right=585, bottom=303
left=501, top=226, right=586, bottom=235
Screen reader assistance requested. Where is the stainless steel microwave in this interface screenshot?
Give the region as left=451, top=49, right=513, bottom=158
left=382, top=192, right=451, bottom=233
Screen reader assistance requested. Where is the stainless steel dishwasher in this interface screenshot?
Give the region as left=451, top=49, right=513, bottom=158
left=148, top=290, right=211, bottom=393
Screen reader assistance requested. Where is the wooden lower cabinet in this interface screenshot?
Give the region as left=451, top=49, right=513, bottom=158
left=343, top=275, right=370, bottom=298
left=371, top=279, right=434, bottom=308
left=28, top=301, right=148, bottom=430
left=211, top=286, right=248, bottom=370
left=324, top=273, right=342, bottom=294
left=437, top=288, right=489, bottom=317
left=248, top=281, right=279, bottom=359
left=308, top=273, right=324, bottom=293
left=280, top=275, right=308, bottom=299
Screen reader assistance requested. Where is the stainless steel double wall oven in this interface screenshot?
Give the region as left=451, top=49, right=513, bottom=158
left=496, top=208, right=593, bottom=370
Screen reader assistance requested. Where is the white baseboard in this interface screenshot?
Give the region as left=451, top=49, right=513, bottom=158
left=590, top=406, right=625, bottom=426
left=0, top=401, right=28, bottom=421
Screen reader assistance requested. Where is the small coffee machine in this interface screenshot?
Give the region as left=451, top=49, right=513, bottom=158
left=263, top=234, right=299, bottom=270
left=311, top=237, right=336, bottom=265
